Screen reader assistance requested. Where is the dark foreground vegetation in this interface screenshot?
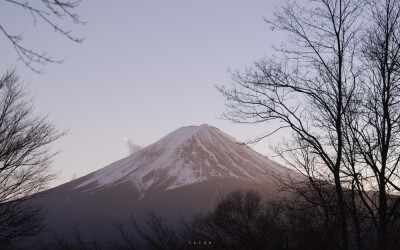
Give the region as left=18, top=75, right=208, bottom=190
left=27, top=187, right=400, bottom=250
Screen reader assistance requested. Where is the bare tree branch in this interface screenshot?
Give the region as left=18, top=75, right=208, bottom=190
left=1, top=0, right=84, bottom=73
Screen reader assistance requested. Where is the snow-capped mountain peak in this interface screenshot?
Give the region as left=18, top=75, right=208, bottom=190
left=74, top=124, right=289, bottom=197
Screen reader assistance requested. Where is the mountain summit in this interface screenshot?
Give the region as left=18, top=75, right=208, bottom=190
left=73, top=124, right=288, bottom=198
left=31, top=124, right=292, bottom=244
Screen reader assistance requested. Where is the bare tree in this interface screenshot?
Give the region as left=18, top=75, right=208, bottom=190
left=192, top=190, right=279, bottom=249
left=189, top=189, right=347, bottom=249
left=0, top=69, right=64, bottom=245
left=341, top=0, right=400, bottom=248
left=137, top=210, right=181, bottom=250
left=40, top=229, right=102, bottom=250
left=218, top=0, right=363, bottom=248
left=112, top=210, right=182, bottom=250
left=1, top=0, right=84, bottom=72
left=112, top=222, right=140, bottom=250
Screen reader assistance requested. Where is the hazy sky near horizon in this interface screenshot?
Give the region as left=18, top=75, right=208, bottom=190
left=0, top=0, right=286, bottom=187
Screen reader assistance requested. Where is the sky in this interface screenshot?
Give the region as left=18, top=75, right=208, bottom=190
left=0, top=0, right=286, bottom=187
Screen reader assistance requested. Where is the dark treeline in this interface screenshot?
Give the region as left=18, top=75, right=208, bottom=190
left=34, top=188, right=400, bottom=250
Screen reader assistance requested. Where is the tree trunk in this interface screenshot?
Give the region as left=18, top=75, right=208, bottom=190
left=334, top=170, right=349, bottom=250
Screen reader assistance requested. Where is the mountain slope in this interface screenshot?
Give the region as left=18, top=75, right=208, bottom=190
left=28, top=124, right=293, bottom=245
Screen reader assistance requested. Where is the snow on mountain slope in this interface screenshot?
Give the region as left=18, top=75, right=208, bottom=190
left=74, top=124, right=290, bottom=196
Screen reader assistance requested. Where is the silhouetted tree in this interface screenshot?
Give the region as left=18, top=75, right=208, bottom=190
left=342, top=1, right=400, bottom=248
left=1, top=0, right=84, bottom=72
left=191, top=190, right=284, bottom=249
left=187, top=189, right=353, bottom=249
left=0, top=69, right=64, bottom=246
left=218, top=1, right=364, bottom=248
left=112, top=210, right=183, bottom=250
left=40, top=229, right=101, bottom=250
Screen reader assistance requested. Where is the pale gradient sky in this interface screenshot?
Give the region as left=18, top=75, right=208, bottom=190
left=0, top=0, right=287, bottom=187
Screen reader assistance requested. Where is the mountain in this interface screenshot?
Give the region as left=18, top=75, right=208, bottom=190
left=73, top=124, right=289, bottom=196
left=28, top=124, right=293, bottom=245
